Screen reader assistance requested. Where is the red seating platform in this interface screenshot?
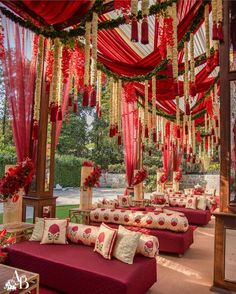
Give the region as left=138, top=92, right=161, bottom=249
left=90, top=222, right=194, bottom=255
left=164, top=207, right=211, bottom=226
left=6, top=241, right=157, bottom=294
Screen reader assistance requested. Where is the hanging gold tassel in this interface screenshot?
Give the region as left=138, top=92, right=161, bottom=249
left=131, top=0, right=138, bottom=42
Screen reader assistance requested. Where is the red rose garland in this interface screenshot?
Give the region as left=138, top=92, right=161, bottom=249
left=159, top=172, right=167, bottom=184
left=82, top=160, right=94, bottom=167
left=133, top=168, right=148, bottom=186
left=0, top=158, right=34, bottom=202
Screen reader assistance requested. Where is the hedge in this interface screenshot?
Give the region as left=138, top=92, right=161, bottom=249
left=54, top=154, right=84, bottom=187
left=0, top=154, right=84, bottom=187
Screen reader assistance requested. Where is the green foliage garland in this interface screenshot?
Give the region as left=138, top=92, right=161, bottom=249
left=0, top=0, right=176, bottom=41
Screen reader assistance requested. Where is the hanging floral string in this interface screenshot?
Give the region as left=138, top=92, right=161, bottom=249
left=61, top=46, right=72, bottom=85
left=144, top=80, right=149, bottom=138
left=217, top=0, right=223, bottom=41
left=73, top=83, right=78, bottom=113
left=45, top=39, right=53, bottom=88
left=205, top=4, right=211, bottom=74
left=212, top=0, right=218, bottom=40
left=57, top=45, right=63, bottom=121
left=131, top=0, right=138, bottom=42
left=90, top=12, right=98, bottom=107
left=184, top=41, right=190, bottom=115
left=172, top=2, right=178, bottom=94
left=0, top=16, right=5, bottom=59
left=97, top=70, right=102, bottom=117
left=117, top=80, right=122, bottom=145
left=152, top=76, right=157, bottom=143
left=83, top=21, right=91, bottom=107
left=32, top=35, right=44, bottom=140
left=141, top=0, right=149, bottom=45
left=109, top=77, right=114, bottom=137
left=50, top=38, right=61, bottom=122
left=189, top=33, right=196, bottom=98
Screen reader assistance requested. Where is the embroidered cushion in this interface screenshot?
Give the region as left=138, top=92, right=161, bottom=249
left=197, top=196, right=207, bottom=210
left=67, top=223, right=99, bottom=246
left=29, top=217, right=44, bottom=241
left=117, top=195, right=132, bottom=207
left=169, top=196, right=186, bottom=207
left=113, top=225, right=141, bottom=264
left=185, top=196, right=197, bottom=209
left=136, top=234, right=159, bottom=258
left=41, top=219, right=68, bottom=245
left=94, top=223, right=117, bottom=259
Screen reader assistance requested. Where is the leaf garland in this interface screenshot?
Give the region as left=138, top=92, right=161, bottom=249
left=0, top=0, right=176, bottom=41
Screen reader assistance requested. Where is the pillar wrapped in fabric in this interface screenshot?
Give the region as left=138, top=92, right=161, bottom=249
left=80, top=187, right=93, bottom=210
left=3, top=165, right=23, bottom=226
left=80, top=166, right=94, bottom=209
left=172, top=171, right=179, bottom=192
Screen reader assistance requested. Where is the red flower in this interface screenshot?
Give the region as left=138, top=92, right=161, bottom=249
left=133, top=168, right=148, bottom=186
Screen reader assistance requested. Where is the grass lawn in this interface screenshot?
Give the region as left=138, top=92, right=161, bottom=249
left=0, top=205, right=79, bottom=225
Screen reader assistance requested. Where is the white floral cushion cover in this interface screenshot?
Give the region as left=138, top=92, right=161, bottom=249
left=94, top=223, right=117, bottom=259
left=67, top=223, right=99, bottom=246
left=90, top=208, right=189, bottom=232
left=41, top=219, right=68, bottom=245
left=136, top=234, right=159, bottom=258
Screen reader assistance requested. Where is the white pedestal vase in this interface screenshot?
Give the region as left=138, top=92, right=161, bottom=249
left=156, top=171, right=165, bottom=192
left=172, top=172, right=180, bottom=192
left=80, top=166, right=94, bottom=209
left=3, top=191, right=23, bottom=225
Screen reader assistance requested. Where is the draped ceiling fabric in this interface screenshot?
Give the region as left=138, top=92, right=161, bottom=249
left=1, top=0, right=219, bottom=184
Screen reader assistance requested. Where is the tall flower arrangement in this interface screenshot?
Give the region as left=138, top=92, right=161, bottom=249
left=0, top=158, right=34, bottom=203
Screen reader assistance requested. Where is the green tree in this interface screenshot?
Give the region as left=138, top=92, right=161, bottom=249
left=57, top=102, right=90, bottom=157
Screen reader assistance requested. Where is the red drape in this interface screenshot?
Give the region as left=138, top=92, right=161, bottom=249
left=122, top=91, right=137, bottom=188
left=1, top=17, right=36, bottom=161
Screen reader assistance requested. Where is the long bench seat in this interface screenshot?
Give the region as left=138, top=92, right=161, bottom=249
left=6, top=241, right=157, bottom=294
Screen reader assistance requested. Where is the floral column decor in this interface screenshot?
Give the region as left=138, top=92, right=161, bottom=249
left=133, top=168, right=148, bottom=201
left=0, top=158, right=34, bottom=226
left=80, top=161, right=101, bottom=209
left=0, top=229, right=16, bottom=263
left=156, top=168, right=167, bottom=193
left=173, top=169, right=182, bottom=192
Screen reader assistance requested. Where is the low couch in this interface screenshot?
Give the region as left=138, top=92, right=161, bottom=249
left=6, top=241, right=157, bottom=294
left=164, top=207, right=212, bottom=226
left=89, top=208, right=194, bottom=256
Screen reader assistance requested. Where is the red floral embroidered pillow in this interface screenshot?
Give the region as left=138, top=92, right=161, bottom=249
left=67, top=223, right=99, bottom=246
left=117, top=195, right=132, bottom=207
left=185, top=196, right=197, bottom=209
left=136, top=234, right=159, bottom=258
left=41, top=219, right=68, bottom=245
left=94, top=223, right=117, bottom=259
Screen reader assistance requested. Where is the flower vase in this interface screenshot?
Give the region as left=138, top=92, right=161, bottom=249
left=3, top=191, right=23, bottom=226
left=80, top=187, right=93, bottom=210
left=156, top=171, right=164, bottom=192
left=173, top=172, right=180, bottom=192
left=81, top=166, right=94, bottom=187
left=134, top=183, right=143, bottom=201
left=134, top=170, right=143, bottom=201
